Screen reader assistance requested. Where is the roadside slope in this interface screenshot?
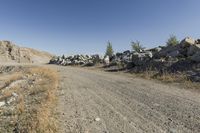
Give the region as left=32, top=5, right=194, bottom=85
left=0, top=40, right=53, bottom=64
left=54, top=66, right=200, bottom=133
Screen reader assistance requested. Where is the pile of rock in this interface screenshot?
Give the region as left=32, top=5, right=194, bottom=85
left=110, top=49, right=155, bottom=67
left=49, top=54, right=103, bottom=66
left=104, top=37, right=200, bottom=81
left=154, top=37, right=200, bottom=62
left=150, top=37, right=200, bottom=73
left=110, top=37, right=200, bottom=66
left=49, top=37, right=200, bottom=81
left=114, top=50, right=133, bottom=63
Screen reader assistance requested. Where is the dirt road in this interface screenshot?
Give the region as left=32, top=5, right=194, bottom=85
left=54, top=66, right=200, bottom=133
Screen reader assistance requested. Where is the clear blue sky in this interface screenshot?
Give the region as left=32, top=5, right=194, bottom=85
left=0, top=0, right=200, bottom=55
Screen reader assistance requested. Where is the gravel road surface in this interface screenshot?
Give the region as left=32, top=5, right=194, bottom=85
left=54, top=66, right=200, bottom=133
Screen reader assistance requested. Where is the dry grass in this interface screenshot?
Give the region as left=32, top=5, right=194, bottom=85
left=0, top=78, right=21, bottom=101
left=16, top=95, right=25, bottom=114
left=0, top=92, right=12, bottom=101
left=155, top=72, right=187, bottom=83
left=183, top=79, right=200, bottom=89
left=0, top=72, right=23, bottom=91
left=0, top=66, right=59, bottom=133
left=17, top=67, right=59, bottom=133
left=4, top=72, right=23, bottom=85
left=135, top=69, right=200, bottom=89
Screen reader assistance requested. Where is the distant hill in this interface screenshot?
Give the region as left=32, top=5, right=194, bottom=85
left=0, top=40, right=53, bottom=63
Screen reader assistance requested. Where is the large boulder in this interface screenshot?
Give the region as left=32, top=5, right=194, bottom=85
left=114, top=51, right=132, bottom=63
left=167, top=50, right=180, bottom=58
left=112, top=50, right=134, bottom=64
left=153, top=45, right=183, bottom=58
left=146, top=46, right=163, bottom=57
left=187, top=44, right=200, bottom=56
left=195, top=39, right=200, bottom=44
left=103, top=56, right=110, bottom=65
left=188, top=72, right=200, bottom=82
left=180, top=37, right=195, bottom=48
left=132, top=51, right=152, bottom=66
left=191, top=52, right=200, bottom=62
left=153, top=37, right=200, bottom=59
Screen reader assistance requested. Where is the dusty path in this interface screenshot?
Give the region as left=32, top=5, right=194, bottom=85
left=53, top=66, right=200, bottom=133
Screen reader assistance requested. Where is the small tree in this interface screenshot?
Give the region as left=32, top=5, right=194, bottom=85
left=105, top=41, right=114, bottom=57
left=131, top=41, right=145, bottom=52
left=166, top=35, right=179, bottom=46
left=61, top=54, right=65, bottom=59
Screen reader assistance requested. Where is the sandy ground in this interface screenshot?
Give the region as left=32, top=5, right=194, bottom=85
left=52, top=65, right=200, bottom=133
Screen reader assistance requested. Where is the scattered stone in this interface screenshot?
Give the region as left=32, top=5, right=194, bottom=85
left=0, top=101, right=6, bottom=107
left=6, top=96, right=16, bottom=105
left=12, top=92, right=18, bottom=97
left=153, top=103, right=160, bottom=107
left=95, top=117, right=100, bottom=122
left=168, top=128, right=177, bottom=133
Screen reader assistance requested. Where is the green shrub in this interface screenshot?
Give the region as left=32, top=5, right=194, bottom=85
left=166, top=35, right=179, bottom=46
left=131, top=41, right=145, bottom=52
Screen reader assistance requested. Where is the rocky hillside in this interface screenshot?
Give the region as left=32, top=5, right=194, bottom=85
left=0, top=41, right=53, bottom=63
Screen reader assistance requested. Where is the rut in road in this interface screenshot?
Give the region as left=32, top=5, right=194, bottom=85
left=54, top=66, right=200, bottom=133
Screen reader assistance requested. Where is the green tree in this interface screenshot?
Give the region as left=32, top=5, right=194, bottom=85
left=105, top=41, right=114, bottom=57
left=131, top=41, right=145, bottom=52
left=166, top=35, right=179, bottom=46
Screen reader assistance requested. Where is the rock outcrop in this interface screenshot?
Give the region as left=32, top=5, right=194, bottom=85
left=0, top=41, right=53, bottom=63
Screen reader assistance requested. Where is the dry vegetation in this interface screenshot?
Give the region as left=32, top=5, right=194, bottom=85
left=135, top=69, right=200, bottom=89
left=0, top=66, right=59, bottom=133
